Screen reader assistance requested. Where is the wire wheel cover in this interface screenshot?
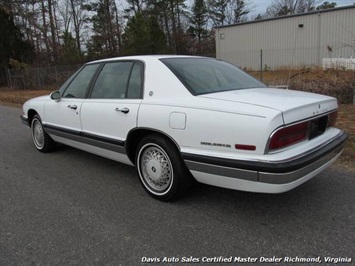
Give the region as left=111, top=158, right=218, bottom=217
left=32, top=119, right=44, bottom=148
left=140, top=145, right=173, bottom=192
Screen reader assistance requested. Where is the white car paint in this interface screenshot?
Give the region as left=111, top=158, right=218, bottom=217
left=80, top=99, right=141, bottom=142
left=21, top=55, right=347, bottom=199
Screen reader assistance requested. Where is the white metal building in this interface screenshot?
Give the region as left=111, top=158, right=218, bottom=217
left=215, top=5, right=355, bottom=70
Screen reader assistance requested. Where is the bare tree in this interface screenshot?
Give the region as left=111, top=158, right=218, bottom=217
left=58, top=0, right=72, bottom=33
left=40, top=0, right=51, bottom=54
left=48, top=0, right=58, bottom=60
left=69, top=0, right=89, bottom=53
left=266, top=0, right=321, bottom=17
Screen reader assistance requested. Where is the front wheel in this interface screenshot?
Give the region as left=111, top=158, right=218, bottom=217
left=31, top=114, right=56, bottom=152
left=136, top=135, right=192, bottom=201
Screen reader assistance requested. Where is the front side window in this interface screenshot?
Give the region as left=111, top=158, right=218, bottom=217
left=91, top=61, right=143, bottom=99
left=63, top=64, right=99, bottom=98
left=160, top=58, right=266, bottom=95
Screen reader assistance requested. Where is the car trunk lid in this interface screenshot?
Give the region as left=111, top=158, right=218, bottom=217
left=199, top=88, right=337, bottom=124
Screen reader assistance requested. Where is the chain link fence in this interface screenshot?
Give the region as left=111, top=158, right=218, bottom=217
left=6, top=64, right=81, bottom=90
left=6, top=48, right=355, bottom=104
left=228, top=46, right=355, bottom=104
left=228, top=45, right=354, bottom=71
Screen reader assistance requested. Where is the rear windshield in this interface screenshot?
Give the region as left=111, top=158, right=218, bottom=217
left=160, top=58, right=266, bottom=95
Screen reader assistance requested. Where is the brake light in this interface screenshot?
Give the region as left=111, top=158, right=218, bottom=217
left=269, top=122, right=308, bottom=151
left=235, top=144, right=256, bottom=151
left=327, top=110, right=338, bottom=127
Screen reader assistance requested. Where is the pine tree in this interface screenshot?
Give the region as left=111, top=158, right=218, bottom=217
left=0, top=7, right=33, bottom=85
left=189, top=0, right=208, bottom=48
left=122, top=12, right=169, bottom=55
left=86, top=0, right=120, bottom=58
left=232, top=0, right=249, bottom=23
left=208, top=0, right=230, bottom=26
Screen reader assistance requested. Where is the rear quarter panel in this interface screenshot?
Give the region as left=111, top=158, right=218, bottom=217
left=137, top=97, right=284, bottom=159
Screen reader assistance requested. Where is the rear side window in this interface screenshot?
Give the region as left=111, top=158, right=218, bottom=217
left=127, top=63, right=143, bottom=99
left=161, top=58, right=266, bottom=95
left=90, top=61, right=143, bottom=99
left=63, top=64, right=99, bottom=98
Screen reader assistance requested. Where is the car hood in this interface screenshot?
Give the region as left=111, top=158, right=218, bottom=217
left=199, top=88, right=337, bottom=124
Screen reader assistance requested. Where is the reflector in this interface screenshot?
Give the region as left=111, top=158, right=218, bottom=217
left=235, top=144, right=256, bottom=151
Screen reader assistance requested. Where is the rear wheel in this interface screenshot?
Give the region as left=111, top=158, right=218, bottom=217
left=31, top=114, right=56, bottom=152
left=136, top=135, right=192, bottom=201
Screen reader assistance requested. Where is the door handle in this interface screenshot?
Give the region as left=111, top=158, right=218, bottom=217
left=67, top=105, right=77, bottom=110
left=115, top=107, right=130, bottom=114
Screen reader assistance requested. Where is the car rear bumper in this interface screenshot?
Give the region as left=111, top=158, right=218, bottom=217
left=183, top=130, right=348, bottom=193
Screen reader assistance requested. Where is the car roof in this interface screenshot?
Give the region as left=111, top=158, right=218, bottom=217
left=88, top=55, right=208, bottom=64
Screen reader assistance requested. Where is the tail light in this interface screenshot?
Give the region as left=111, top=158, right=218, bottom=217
left=269, top=122, right=308, bottom=151
left=268, top=110, right=338, bottom=152
left=327, top=110, right=338, bottom=127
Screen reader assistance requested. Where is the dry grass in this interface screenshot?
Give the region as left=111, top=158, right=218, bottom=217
left=249, top=68, right=354, bottom=104
left=0, top=86, right=354, bottom=170
left=336, top=104, right=355, bottom=171
left=249, top=67, right=354, bottom=85
left=0, top=88, right=52, bottom=106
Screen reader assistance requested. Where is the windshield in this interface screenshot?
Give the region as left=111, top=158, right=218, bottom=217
left=160, top=58, right=266, bottom=95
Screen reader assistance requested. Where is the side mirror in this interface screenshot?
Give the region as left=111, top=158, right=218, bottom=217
left=50, top=91, right=61, bottom=102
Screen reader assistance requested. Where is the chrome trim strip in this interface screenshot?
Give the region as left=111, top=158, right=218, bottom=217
left=45, top=127, right=126, bottom=154
left=81, top=132, right=124, bottom=146
left=185, top=160, right=258, bottom=181
left=184, top=130, right=347, bottom=183
left=259, top=147, right=343, bottom=184
left=185, top=147, right=343, bottom=185
left=182, top=130, right=346, bottom=169
left=81, top=136, right=126, bottom=154
left=50, top=135, right=133, bottom=166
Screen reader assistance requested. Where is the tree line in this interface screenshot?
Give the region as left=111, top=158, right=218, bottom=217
left=0, top=0, right=339, bottom=75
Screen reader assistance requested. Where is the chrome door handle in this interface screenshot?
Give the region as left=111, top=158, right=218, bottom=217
left=115, top=107, right=130, bottom=114
left=67, top=105, right=77, bottom=110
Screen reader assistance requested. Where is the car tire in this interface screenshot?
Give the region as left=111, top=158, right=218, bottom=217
left=136, top=134, right=192, bottom=201
left=31, top=114, right=56, bottom=152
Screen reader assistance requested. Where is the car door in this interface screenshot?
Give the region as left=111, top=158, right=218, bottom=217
left=80, top=61, right=143, bottom=147
left=44, top=64, right=100, bottom=134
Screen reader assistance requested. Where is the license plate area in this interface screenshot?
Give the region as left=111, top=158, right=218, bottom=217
left=309, top=115, right=328, bottom=140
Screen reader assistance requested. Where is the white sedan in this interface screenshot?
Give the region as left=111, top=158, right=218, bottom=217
left=21, top=55, right=348, bottom=201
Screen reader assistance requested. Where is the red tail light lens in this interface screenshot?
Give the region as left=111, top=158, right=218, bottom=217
left=235, top=144, right=256, bottom=151
left=327, top=110, right=338, bottom=127
left=269, top=122, right=308, bottom=151
left=268, top=110, right=337, bottom=152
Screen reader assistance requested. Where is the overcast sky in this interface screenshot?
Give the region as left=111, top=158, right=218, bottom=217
left=249, top=0, right=354, bottom=16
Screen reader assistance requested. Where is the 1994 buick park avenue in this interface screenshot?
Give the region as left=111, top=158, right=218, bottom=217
left=20, top=55, right=348, bottom=201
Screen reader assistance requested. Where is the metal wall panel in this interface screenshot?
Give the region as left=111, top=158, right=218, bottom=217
left=216, top=6, right=355, bottom=70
